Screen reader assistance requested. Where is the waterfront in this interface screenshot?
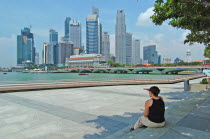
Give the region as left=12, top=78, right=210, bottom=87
left=0, top=72, right=195, bottom=85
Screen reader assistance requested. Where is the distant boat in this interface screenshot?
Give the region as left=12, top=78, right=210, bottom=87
left=79, top=73, right=89, bottom=75
left=3, top=73, right=7, bottom=74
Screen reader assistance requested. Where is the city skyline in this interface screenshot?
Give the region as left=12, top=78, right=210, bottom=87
left=0, top=0, right=205, bottom=67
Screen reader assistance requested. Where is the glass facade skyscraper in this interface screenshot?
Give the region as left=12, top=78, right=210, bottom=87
left=49, top=29, right=58, bottom=64
left=69, top=20, right=82, bottom=48
left=86, top=7, right=102, bottom=54
left=115, top=10, right=126, bottom=64
left=143, top=45, right=158, bottom=64
left=17, top=27, right=35, bottom=65
left=64, top=17, right=71, bottom=39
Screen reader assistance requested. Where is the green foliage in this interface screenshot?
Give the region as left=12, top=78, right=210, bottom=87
left=151, top=0, right=210, bottom=55
left=204, top=46, right=210, bottom=58
left=200, top=78, right=209, bottom=84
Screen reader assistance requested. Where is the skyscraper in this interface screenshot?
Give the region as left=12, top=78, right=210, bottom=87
left=143, top=45, right=158, bottom=64
left=186, top=49, right=192, bottom=63
left=86, top=7, right=102, bottom=54
left=64, top=17, right=71, bottom=39
left=35, top=53, right=39, bottom=65
left=49, top=29, right=58, bottom=64
left=58, top=41, right=74, bottom=65
left=42, top=42, right=49, bottom=64
left=69, top=20, right=81, bottom=48
left=17, top=27, right=35, bottom=65
left=132, top=39, right=141, bottom=65
left=102, top=32, right=110, bottom=61
left=115, top=10, right=126, bottom=64
left=126, top=32, right=132, bottom=64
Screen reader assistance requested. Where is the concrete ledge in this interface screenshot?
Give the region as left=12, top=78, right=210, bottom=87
left=0, top=74, right=206, bottom=92
left=190, top=83, right=210, bottom=92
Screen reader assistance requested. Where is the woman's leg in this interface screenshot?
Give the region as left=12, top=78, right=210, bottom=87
left=134, top=116, right=145, bottom=129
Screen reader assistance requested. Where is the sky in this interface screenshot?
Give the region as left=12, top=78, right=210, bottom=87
left=0, top=0, right=206, bottom=67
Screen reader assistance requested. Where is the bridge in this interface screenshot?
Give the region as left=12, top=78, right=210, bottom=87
left=67, top=65, right=210, bottom=74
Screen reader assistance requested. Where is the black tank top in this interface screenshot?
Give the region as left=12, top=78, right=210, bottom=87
left=148, top=98, right=165, bottom=123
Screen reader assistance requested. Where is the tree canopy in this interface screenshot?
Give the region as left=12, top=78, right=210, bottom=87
left=151, top=0, right=210, bottom=57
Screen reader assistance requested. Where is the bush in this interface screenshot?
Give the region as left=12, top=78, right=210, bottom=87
left=200, top=78, right=209, bottom=84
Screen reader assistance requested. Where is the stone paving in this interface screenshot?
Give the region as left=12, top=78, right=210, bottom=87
left=0, top=78, right=209, bottom=139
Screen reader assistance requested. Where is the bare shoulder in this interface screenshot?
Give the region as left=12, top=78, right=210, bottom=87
left=146, top=99, right=153, bottom=106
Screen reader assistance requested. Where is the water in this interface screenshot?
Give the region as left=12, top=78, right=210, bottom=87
left=0, top=72, right=194, bottom=85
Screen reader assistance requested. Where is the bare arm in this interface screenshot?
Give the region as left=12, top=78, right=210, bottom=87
left=144, top=100, right=152, bottom=117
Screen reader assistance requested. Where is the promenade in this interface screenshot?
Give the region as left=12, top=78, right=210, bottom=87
left=0, top=74, right=205, bottom=92
left=0, top=78, right=209, bottom=138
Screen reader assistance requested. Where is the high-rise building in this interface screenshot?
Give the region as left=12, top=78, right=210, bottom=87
left=158, top=55, right=162, bottom=64
left=17, top=27, right=35, bottom=65
left=143, top=45, right=158, bottom=64
left=186, top=49, right=192, bottom=63
left=58, top=42, right=74, bottom=65
left=69, top=20, right=81, bottom=48
left=102, top=32, right=110, bottom=61
left=115, top=10, right=126, bottom=64
left=126, top=33, right=132, bottom=64
left=64, top=17, right=71, bottom=39
left=35, top=53, right=39, bottom=65
left=49, top=29, right=58, bottom=64
left=42, top=42, right=49, bottom=64
left=86, top=7, right=102, bottom=54
left=132, top=39, right=141, bottom=65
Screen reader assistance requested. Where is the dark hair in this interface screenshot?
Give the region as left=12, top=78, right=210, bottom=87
left=149, top=86, right=160, bottom=96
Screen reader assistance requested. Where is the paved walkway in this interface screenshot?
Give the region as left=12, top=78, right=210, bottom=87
left=0, top=78, right=209, bottom=138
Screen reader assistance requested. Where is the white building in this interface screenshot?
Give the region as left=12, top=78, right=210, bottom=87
left=65, top=54, right=106, bottom=68
left=163, top=58, right=171, bottom=64
left=102, top=32, right=110, bottom=61
left=132, top=39, right=141, bottom=65
left=186, top=49, right=192, bottom=63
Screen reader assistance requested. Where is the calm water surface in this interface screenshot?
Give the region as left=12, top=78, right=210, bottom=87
left=0, top=72, right=194, bottom=85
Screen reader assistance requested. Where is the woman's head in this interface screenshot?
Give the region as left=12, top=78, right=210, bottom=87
left=148, top=86, right=160, bottom=97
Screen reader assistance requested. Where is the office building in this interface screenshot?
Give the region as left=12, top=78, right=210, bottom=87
left=86, top=7, right=102, bottom=54
left=126, top=33, right=132, bottom=64
left=42, top=42, right=50, bottom=64
left=163, top=58, right=171, bottom=64
left=17, top=27, right=35, bottom=65
left=58, top=42, right=74, bottom=65
left=49, top=29, right=58, bottom=64
left=115, top=10, right=126, bottom=64
left=143, top=45, right=158, bottom=64
left=186, top=49, right=192, bottom=63
left=69, top=20, right=82, bottom=48
left=102, top=32, right=110, bottom=61
left=64, top=17, right=71, bottom=39
left=87, top=7, right=102, bottom=54
left=35, top=53, right=39, bottom=65
left=132, top=39, right=141, bottom=65
left=158, top=55, right=162, bottom=64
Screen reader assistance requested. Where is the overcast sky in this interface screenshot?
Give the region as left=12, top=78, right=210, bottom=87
left=0, top=0, right=205, bottom=67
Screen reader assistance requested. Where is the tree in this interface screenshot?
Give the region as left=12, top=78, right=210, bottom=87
left=151, top=0, right=210, bottom=57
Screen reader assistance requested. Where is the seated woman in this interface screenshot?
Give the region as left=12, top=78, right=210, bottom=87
left=130, top=86, right=165, bottom=131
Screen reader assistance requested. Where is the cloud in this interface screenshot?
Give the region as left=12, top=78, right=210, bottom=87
left=0, top=35, right=16, bottom=67
left=136, top=7, right=154, bottom=27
